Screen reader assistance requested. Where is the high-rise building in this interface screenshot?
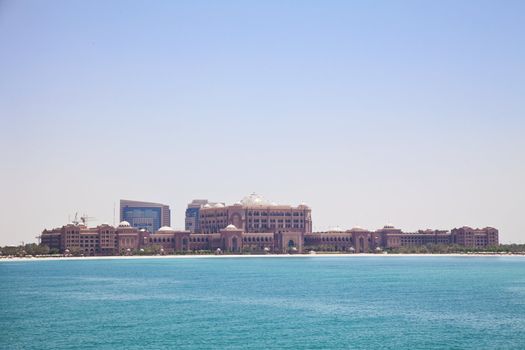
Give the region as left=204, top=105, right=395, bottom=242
left=120, top=199, right=170, bottom=233
left=185, top=200, right=207, bottom=233
left=185, top=199, right=224, bottom=233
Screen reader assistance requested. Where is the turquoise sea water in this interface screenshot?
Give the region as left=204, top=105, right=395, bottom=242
left=1, top=256, right=525, bottom=350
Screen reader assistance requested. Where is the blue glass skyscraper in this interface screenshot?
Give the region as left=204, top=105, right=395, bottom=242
left=120, top=199, right=171, bottom=233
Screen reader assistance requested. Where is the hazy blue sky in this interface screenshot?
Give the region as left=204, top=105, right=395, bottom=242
left=1, top=0, right=524, bottom=245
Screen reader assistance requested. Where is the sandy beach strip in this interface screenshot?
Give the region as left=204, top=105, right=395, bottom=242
left=1, top=253, right=524, bottom=262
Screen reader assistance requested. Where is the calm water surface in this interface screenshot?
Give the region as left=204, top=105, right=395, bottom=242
left=1, top=256, right=525, bottom=349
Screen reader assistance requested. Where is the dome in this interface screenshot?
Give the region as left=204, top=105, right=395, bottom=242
left=241, top=193, right=270, bottom=206
left=118, top=221, right=131, bottom=227
left=203, top=204, right=211, bottom=208
left=158, top=226, right=174, bottom=232
left=351, top=226, right=366, bottom=231
left=233, top=201, right=242, bottom=206
left=225, top=224, right=238, bottom=230
left=214, top=203, right=224, bottom=208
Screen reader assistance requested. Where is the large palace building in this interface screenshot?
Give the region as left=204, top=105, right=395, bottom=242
left=197, top=193, right=312, bottom=234
left=40, top=194, right=499, bottom=256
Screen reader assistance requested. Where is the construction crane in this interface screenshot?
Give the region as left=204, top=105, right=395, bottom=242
left=70, top=212, right=96, bottom=226
left=80, top=214, right=96, bottom=226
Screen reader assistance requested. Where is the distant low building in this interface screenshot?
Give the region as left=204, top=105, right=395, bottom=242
left=41, top=221, right=147, bottom=256
left=451, top=226, right=499, bottom=248
left=381, top=228, right=452, bottom=248
left=40, top=222, right=499, bottom=256
left=305, top=225, right=499, bottom=252
left=40, top=221, right=295, bottom=255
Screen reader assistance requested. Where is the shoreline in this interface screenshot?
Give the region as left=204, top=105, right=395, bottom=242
left=2, top=253, right=525, bottom=262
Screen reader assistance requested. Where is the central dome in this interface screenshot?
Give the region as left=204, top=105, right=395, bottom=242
left=118, top=221, right=131, bottom=227
left=158, top=226, right=174, bottom=232
left=241, top=193, right=270, bottom=206
left=225, top=224, right=238, bottom=230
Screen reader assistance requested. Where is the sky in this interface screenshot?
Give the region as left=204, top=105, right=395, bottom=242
left=0, top=0, right=524, bottom=245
